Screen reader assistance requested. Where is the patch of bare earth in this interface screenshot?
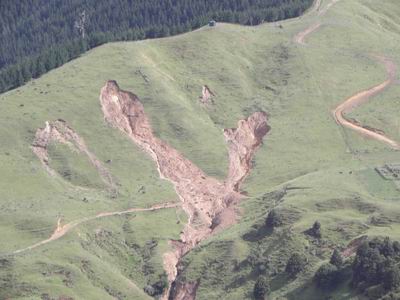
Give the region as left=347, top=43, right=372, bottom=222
left=199, top=85, right=215, bottom=105
left=31, top=120, right=117, bottom=193
left=341, top=235, right=368, bottom=258
left=99, top=80, right=270, bottom=300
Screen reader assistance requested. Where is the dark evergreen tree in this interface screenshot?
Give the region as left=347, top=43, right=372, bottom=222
left=330, top=249, right=343, bottom=268
left=285, top=253, right=307, bottom=278
left=381, top=237, right=395, bottom=258
left=265, top=209, right=283, bottom=229
left=384, top=266, right=400, bottom=291
left=353, top=244, right=384, bottom=286
left=352, top=237, right=400, bottom=289
left=393, top=241, right=400, bottom=253
left=308, top=220, right=322, bottom=238
left=0, top=77, right=5, bottom=92
left=314, top=263, right=339, bottom=289
left=254, top=276, right=269, bottom=300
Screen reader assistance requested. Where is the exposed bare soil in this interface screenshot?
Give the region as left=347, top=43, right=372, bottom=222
left=32, top=120, right=117, bottom=193
left=100, top=81, right=269, bottom=300
left=12, top=202, right=179, bottom=255
left=341, top=235, right=368, bottom=258
left=333, top=56, right=400, bottom=149
left=200, top=85, right=215, bottom=105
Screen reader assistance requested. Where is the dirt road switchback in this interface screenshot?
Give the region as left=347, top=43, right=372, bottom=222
left=333, top=56, right=400, bottom=150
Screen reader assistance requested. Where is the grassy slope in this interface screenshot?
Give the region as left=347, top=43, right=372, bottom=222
left=1, top=0, right=400, bottom=298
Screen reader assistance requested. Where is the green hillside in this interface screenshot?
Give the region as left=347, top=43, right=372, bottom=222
left=1, top=0, right=400, bottom=299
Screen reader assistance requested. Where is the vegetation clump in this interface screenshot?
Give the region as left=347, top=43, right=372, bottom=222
left=314, top=263, right=339, bottom=289
left=330, top=249, right=343, bottom=268
left=353, top=237, right=400, bottom=293
left=253, top=275, right=270, bottom=300
left=307, top=220, right=322, bottom=239
left=285, top=253, right=307, bottom=278
left=265, top=209, right=284, bottom=229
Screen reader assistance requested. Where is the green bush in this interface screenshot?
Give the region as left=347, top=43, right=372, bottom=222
left=254, top=276, right=269, bottom=300
left=314, top=263, right=339, bottom=289
left=285, top=253, right=307, bottom=278
left=384, top=267, right=400, bottom=291
left=330, top=249, right=343, bottom=268
left=308, top=221, right=321, bottom=239
left=265, top=209, right=283, bottom=229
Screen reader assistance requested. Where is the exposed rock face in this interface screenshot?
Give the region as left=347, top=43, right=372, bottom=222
left=100, top=80, right=270, bottom=300
left=200, top=85, right=215, bottom=104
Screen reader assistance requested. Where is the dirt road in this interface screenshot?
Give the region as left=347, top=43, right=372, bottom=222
left=293, top=1, right=399, bottom=149
left=294, top=0, right=340, bottom=45
left=11, top=202, right=180, bottom=255
left=294, top=22, right=321, bottom=45
left=333, top=56, right=400, bottom=149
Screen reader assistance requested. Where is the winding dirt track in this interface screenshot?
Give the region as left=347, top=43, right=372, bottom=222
left=294, top=22, right=321, bottom=45
left=333, top=56, right=400, bottom=149
left=293, top=0, right=340, bottom=45
left=294, top=0, right=399, bottom=149
left=100, top=81, right=269, bottom=300
left=12, top=202, right=180, bottom=255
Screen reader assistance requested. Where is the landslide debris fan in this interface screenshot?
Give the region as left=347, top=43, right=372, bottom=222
left=99, top=80, right=270, bottom=299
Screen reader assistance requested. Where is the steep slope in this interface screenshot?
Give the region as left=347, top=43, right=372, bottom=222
left=1, top=0, right=400, bottom=299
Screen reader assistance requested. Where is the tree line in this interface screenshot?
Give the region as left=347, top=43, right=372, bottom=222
left=0, top=0, right=313, bottom=93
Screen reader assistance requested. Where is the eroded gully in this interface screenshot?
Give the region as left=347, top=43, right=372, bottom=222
left=100, top=81, right=270, bottom=299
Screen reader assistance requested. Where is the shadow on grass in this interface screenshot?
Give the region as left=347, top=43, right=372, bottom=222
left=270, top=272, right=292, bottom=292
left=286, top=266, right=355, bottom=300
left=242, top=224, right=273, bottom=242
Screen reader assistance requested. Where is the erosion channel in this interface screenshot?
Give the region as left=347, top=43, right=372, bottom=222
left=100, top=81, right=270, bottom=300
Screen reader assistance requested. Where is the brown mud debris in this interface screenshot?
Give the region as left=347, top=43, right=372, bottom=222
left=169, top=281, right=199, bottom=300
left=100, top=80, right=270, bottom=300
left=31, top=120, right=117, bottom=193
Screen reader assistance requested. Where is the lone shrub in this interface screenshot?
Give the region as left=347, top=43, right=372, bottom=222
left=285, top=253, right=307, bottom=278
left=265, top=209, right=283, bottom=229
left=330, top=249, right=343, bottom=268
left=309, top=221, right=322, bottom=238
left=314, top=263, right=339, bottom=289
